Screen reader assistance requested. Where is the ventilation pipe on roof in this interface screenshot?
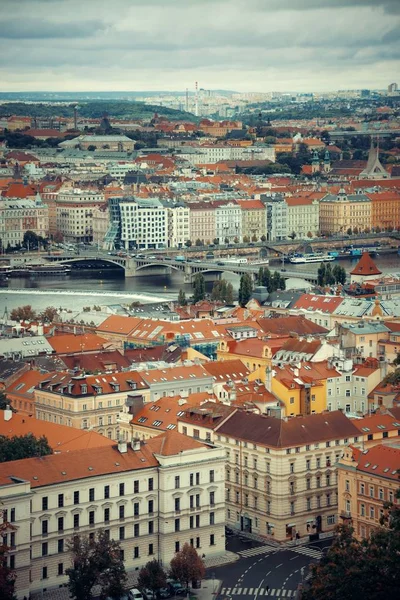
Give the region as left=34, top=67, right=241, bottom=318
left=118, top=440, right=128, bottom=454
left=131, top=438, right=141, bottom=451
left=3, top=405, right=12, bottom=422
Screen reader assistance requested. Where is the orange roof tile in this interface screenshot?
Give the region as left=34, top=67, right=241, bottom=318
left=47, top=333, right=109, bottom=354
left=350, top=253, right=382, bottom=276
left=0, top=413, right=114, bottom=453
left=354, top=444, right=400, bottom=480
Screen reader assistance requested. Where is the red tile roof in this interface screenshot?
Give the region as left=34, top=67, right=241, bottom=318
left=292, top=294, right=344, bottom=313
left=354, top=444, right=400, bottom=480
left=350, top=253, right=382, bottom=276
left=0, top=413, right=114, bottom=452
left=257, top=316, right=328, bottom=336
left=47, top=333, right=109, bottom=354
left=203, top=359, right=250, bottom=382
left=351, top=413, right=400, bottom=435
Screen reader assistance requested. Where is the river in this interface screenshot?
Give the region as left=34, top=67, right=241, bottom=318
left=0, top=254, right=399, bottom=314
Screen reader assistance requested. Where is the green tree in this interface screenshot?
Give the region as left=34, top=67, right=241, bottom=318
left=317, top=263, right=326, bottom=287
left=225, top=281, right=234, bottom=304
left=23, top=230, right=39, bottom=250
left=243, top=235, right=250, bottom=243
left=87, top=145, right=96, bottom=151
left=0, top=392, right=10, bottom=411
left=303, top=488, right=400, bottom=600
left=307, top=231, right=313, bottom=238
left=169, top=543, right=205, bottom=590
left=260, top=235, right=267, bottom=242
left=224, top=237, right=229, bottom=244
left=178, top=289, right=187, bottom=306
left=213, top=238, right=219, bottom=245
left=288, top=231, right=297, bottom=240
left=346, top=227, right=353, bottom=236
left=138, top=559, right=167, bottom=597
left=0, top=433, right=52, bottom=463
left=195, top=239, right=203, bottom=246
left=333, top=264, right=346, bottom=285
left=66, top=531, right=126, bottom=600
left=211, top=279, right=234, bottom=303
left=238, top=273, right=253, bottom=307
left=193, top=273, right=205, bottom=303
left=234, top=236, right=239, bottom=244
left=185, top=240, right=192, bottom=248
left=251, top=234, right=258, bottom=242
left=0, top=515, right=17, bottom=600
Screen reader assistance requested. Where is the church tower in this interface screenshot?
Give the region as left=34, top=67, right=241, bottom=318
left=323, top=149, right=331, bottom=173
left=311, top=149, right=320, bottom=174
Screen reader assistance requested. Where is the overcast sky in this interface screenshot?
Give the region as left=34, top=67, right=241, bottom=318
left=1, top=0, right=399, bottom=93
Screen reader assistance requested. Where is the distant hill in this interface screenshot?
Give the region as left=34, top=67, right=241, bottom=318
left=0, top=100, right=197, bottom=122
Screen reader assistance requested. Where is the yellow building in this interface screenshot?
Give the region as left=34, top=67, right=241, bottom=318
left=319, top=190, right=371, bottom=236
left=237, top=199, right=266, bottom=241
left=217, top=338, right=276, bottom=373
left=270, top=362, right=333, bottom=416
left=34, top=371, right=151, bottom=441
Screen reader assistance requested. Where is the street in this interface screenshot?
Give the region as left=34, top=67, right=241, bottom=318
left=209, top=536, right=332, bottom=599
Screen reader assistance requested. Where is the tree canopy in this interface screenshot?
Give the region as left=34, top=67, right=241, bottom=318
left=169, top=543, right=205, bottom=589
left=303, top=488, right=400, bottom=600
left=138, top=559, right=167, bottom=595
left=211, top=279, right=234, bottom=304
left=66, top=531, right=127, bottom=600
left=193, top=273, right=206, bottom=303
left=0, top=515, right=17, bottom=600
left=238, top=273, right=253, bottom=307
left=0, top=433, right=52, bottom=463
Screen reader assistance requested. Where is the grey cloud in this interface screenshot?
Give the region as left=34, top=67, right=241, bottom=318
left=0, top=18, right=107, bottom=39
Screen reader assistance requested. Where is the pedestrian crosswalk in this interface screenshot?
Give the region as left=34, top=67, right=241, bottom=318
left=238, top=544, right=279, bottom=558
left=289, top=546, right=322, bottom=559
left=220, top=587, right=296, bottom=597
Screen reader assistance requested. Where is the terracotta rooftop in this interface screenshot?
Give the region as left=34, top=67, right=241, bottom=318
left=203, top=359, right=250, bottom=382
left=350, top=253, right=382, bottom=276
left=48, top=333, right=109, bottom=354
left=146, top=429, right=207, bottom=456
left=131, top=393, right=213, bottom=432
left=257, top=316, right=328, bottom=336
left=0, top=413, right=114, bottom=452
left=351, top=413, right=400, bottom=435
left=354, top=444, right=400, bottom=480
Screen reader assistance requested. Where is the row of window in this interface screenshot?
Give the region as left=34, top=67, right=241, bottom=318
left=174, top=471, right=215, bottom=488
left=226, top=490, right=336, bottom=512
left=41, top=480, right=155, bottom=511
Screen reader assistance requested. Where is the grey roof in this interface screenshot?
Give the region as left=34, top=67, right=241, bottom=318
left=340, top=320, right=389, bottom=335
left=0, top=336, right=54, bottom=359
left=321, top=193, right=370, bottom=202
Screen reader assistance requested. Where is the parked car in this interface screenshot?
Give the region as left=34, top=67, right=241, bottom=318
left=142, top=590, right=156, bottom=600
left=128, top=589, right=144, bottom=600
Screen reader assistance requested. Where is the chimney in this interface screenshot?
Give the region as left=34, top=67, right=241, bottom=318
left=118, top=440, right=128, bottom=454
left=131, top=438, right=141, bottom=451
left=4, top=405, right=12, bottom=421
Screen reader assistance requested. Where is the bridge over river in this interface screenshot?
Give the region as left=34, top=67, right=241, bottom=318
left=45, top=253, right=319, bottom=285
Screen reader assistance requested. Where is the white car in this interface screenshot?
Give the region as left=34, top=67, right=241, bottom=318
left=128, top=589, right=144, bottom=600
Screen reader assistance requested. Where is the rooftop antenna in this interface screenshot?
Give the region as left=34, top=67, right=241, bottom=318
left=195, top=81, right=199, bottom=117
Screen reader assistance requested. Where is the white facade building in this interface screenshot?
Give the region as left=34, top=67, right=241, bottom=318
left=162, top=202, right=191, bottom=248
left=0, top=432, right=226, bottom=599
left=264, top=197, right=288, bottom=241
left=178, top=145, right=275, bottom=165
left=215, top=202, right=242, bottom=243
left=120, top=197, right=167, bottom=250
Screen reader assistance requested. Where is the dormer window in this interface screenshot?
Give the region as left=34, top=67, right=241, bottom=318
left=81, top=384, right=88, bottom=394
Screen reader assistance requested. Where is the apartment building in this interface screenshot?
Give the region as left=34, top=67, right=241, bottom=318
left=56, top=189, right=105, bottom=244
left=369, top=192, right=400, bottom=231
left=263, top=197, right=288, bottom=241
left=178, top=406, right=361, bottom=542
left=337, top=443, right=399, bottom=540
left=119, top=197, right=167, bottom=250
left=161, top=201, right=190, bottom=248
left=319, top=190, right=371, bottom=236
left=179, top=144, right=275, bottom=165
left=0, top=430, right=226, bottom=599
left=92, top=203, right=110, bottom=248
left=338, top=321, right=390, bottom=360
left=0, top=197, right=49, bottom=248
left=237, top=199, right=266, bottom=241
left=189, top=202, right=216, bottom=244
left=34, top=371, right=151, bottom=441
left=286, top=197, right=319, bottom=238
left=214, top=201, right=242, bottom=243
left=140, top=365, right=215, bottom=402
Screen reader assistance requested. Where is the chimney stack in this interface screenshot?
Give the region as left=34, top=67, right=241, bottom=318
left=131, top=438, right=141, bottom=451
left=118, top=440, right=128, bottom=454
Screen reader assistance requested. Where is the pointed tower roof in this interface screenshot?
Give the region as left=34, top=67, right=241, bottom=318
left=360, top=137, right=389, bottom=179
left=350, top=252, right=382, bottom=277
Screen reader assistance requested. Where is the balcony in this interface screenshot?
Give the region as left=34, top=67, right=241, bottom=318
left=340, top=511, right=352, bottom=520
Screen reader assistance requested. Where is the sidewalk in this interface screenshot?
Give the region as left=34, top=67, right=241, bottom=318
left=192, top=579, right=222, bottom=600
left=203, top=551, right=239, bottom=569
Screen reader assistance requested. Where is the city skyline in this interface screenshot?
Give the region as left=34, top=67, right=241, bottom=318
left=1, top=0, right=399, bottom=93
